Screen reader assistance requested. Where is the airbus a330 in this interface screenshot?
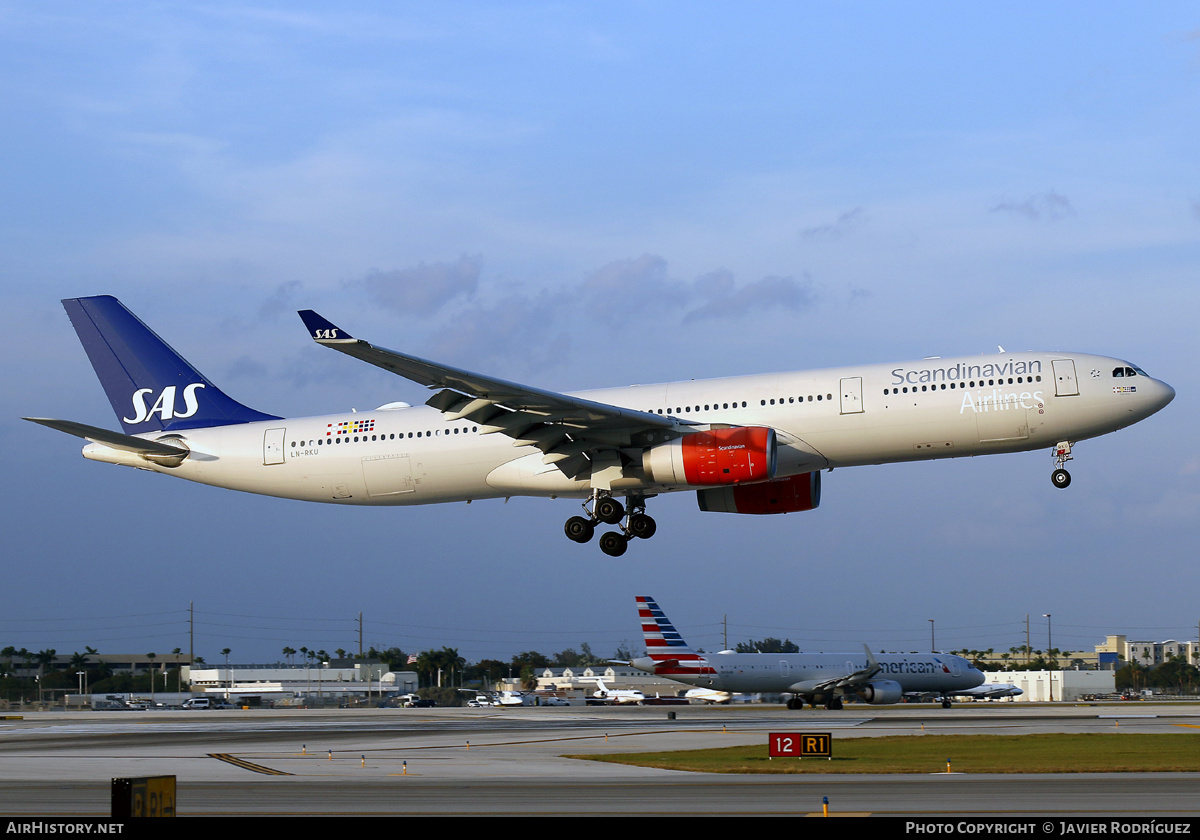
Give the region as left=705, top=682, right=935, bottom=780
left=26, top=296, right=1174, bottom=555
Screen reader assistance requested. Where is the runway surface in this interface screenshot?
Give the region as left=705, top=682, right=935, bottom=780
left=0, top=703, right=1198, bottom=816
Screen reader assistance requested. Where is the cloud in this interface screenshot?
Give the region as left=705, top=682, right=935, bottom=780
left=799, top=207, right=865, bottom=242
left=356, top=255, right=481, bottom=316
left=683, top=273, right=816, bottom=324
left=424, top=290, right=573, bottom=377
left=989, top=191, right=1076, bottom=221
left=578, top=254, right=680, bottom=326
left=257, top=280, right=303, bottom=321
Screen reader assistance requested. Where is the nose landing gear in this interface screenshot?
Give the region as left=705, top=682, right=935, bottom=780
left=1051, top=441, right=1073, bottom=489
left=564, top=492, right=657, bottom=555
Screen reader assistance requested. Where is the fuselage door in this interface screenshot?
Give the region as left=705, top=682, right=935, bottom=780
left=1052, top=359, right=1079, bottom=397
left=263, top=427, right=286, bottom=465
left=839, top=377, right=864, bottom=415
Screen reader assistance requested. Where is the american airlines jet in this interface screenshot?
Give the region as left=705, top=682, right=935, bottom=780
left=26, top=296, right=1174, bottom=556
left=629, top=596, right=984, bottom=709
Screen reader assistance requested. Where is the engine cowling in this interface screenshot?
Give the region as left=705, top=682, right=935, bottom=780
left=695, top=470, right=821, bottom=514
left=643, top=427, right=776, bottom=488
left=856, top=680, right=904, bottom=705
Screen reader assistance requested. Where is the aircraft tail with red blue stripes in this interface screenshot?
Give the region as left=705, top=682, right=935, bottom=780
left=634, top=596, right=716, bottom=676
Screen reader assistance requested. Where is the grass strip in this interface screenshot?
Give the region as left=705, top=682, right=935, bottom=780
left=567, top=733, right=1200, bottom=774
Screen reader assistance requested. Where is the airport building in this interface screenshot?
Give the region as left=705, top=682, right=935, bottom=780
left=1095, top=635, right=1199, bottom=668
left=978, top=669, right=1115, bottom=702
left=185, top=664, right=417, bottom=705
left=518, top=665, right=694, bottom=701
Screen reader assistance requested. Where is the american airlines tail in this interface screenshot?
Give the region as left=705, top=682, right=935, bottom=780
left=62, top=295, right=278, bottom=434
left=634, top=596, right=714, bottom=677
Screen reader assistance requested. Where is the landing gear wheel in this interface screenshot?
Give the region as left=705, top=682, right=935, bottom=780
left=628, top=513, right=657, bottom=540
left=598, top=531, right=629, bottom=557
left=825, top=696, right=843, bottom=710
left=942, top=699, right=952, bottom=709
left=1051, top=468, right=1071, bottom=489
left=564, top=516, right=595, bottom=543
left=595, top=497, right=625, bottom=525
left=786, top=697, right=801, bottom=711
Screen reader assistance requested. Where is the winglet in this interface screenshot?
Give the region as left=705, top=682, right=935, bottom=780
left=297, top=310, right=355, bottom=342
left=863, top=644, right=882, bottom=678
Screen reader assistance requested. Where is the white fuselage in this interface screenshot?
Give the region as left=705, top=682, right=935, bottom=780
left=645, top=651, right=984, bottom=696
left=84, top=351, right=1175, bottom=504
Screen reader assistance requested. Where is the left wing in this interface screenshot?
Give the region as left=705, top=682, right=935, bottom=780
left=297, top=310, right=691, bottom=480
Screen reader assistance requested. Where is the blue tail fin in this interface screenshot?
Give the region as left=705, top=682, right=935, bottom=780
left=63, top=295, right=279, bottom=434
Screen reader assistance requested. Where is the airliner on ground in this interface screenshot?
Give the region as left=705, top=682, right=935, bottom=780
left=628, top=596, right=985, bottom=709
left=586, top=678, right=646, bottom=706
left=952, top=683, right=1023, bottom=700
left=26, top=296, right=1174, bottom=555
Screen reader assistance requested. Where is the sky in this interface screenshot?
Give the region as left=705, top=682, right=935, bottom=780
left=3, top=3, right=1199, bottom=667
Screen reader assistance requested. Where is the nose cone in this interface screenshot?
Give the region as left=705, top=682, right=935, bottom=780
left=1153, top=379, right=1177, bottom=414
left=966, top=664, right=985, bottom=689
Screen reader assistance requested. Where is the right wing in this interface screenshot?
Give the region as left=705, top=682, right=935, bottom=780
left=297, top=310, right=692, bottom=480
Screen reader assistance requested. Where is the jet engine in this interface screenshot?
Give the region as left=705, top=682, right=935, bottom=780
left=695, top=470, right=821, bottom=514
left=856, top=680, right=904, bottom=705
left=643, top=427, right=776, bottom=488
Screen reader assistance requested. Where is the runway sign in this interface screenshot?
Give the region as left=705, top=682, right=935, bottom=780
left=769, top=732, right=831, bottom=758
left=111, top=774, right=176, bottom=818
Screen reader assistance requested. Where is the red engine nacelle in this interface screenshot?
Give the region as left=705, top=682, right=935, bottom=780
left=695, top=470, right=821, bottom=514
left=643, top=427, right=776, bottom=488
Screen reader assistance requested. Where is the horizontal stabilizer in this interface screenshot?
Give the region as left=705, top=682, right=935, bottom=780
left=23, top=418, right=189, bottom=457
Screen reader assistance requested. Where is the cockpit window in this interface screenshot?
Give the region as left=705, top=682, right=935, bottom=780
left=1113, top=366, right=1141, bottom=378
left=1112, top=367, right=1123, bottom=378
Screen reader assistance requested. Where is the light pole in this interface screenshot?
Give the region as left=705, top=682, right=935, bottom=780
left=1043, top=614, right=1053, bottom=701
left=928, top=619, right=935, bottom=653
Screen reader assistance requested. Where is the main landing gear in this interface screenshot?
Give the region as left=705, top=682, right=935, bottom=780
left=564, top=492, right=657, bottom=556
left=1051, top=441, right=1073, bottom=489
left=786, top=695, right=842, bottom=710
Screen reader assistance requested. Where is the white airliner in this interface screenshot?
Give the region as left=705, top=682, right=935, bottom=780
left=459, top=689, right=535, bottom=707
left=26, top=296, right=1174, bottom=555
left=683, top=687, right=733, bottom=704
left=586, top=678, right=646, bottom=706
left=952, top=683, right=1023, bottom=700
left=628, top=596, right=985, bottom=709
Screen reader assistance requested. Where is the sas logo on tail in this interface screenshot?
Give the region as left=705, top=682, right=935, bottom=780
left=124, top=384, right=206, bottom=424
